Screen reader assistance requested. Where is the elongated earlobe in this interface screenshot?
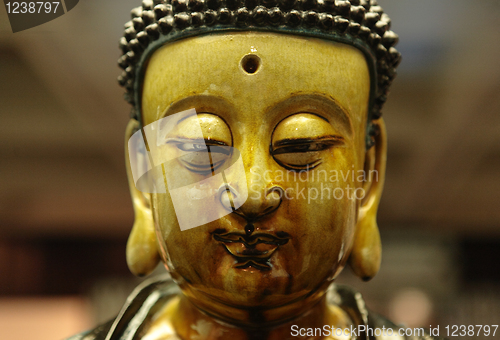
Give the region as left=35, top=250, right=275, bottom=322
left=127, top=205, right=160, bottom=277
left=348, top=211, right=382, bottom=281
left=125, top=119, right=160, bottom=277
left=349, top=119, right=386, bottom=281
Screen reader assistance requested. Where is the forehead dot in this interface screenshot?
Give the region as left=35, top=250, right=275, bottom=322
left=241, top=54, right=261, bottom=74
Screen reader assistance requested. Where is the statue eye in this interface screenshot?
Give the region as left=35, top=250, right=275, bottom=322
left=271, top=138, right=342, bottom=171
left=163, top=112, right=233, bottom=175
left=174, top=140, right=232, bottom=174
left=177, top=142, right=207, bottom=152
left=272, top=141, right=337, bottom=154
left=271, top=113, right=344, bottom=171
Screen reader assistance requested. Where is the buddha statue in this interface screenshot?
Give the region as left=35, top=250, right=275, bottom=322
left=69, top=0, right=442, bottom=339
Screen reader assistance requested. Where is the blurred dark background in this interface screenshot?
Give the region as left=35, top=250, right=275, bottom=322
left=0, top=0, right=499, bottom=339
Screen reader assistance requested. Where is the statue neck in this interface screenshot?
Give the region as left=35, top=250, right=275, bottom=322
left=184, top=282, right=331, bottom=326
left=151, top=285, right=353, bottom=340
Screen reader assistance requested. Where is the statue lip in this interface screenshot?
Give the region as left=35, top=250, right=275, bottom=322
left=212, top=230, right=290, bottom=261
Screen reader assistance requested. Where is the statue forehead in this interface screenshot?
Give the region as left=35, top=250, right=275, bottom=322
left=141, top=32, right=370, bottom=129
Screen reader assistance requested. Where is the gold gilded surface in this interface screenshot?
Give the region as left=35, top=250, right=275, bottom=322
left=125, top=32, right=387, bottom=339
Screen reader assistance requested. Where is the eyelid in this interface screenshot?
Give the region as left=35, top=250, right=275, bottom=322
left=275, top=159, right=323, bottom=172
left=165, top=137, right=229, bottom=146
left=271, top=135, right=344, bottom=171
left=272, top=135, right=345, bottom=151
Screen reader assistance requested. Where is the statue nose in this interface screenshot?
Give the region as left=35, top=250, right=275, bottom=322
left=220, top=185, right=283, bottom=222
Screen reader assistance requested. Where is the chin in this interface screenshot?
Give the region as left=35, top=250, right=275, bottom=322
left=186, top=251, right=332, bottom=309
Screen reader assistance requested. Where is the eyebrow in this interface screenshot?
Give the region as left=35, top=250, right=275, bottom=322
left=269, top=94, right=354, bottom=136
left=175, top=113, right=195, bottom=124
left=159, top=94, right=234, bottom=119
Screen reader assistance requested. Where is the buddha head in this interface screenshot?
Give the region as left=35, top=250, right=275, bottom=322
left=119, top=0, right=400, bottom=326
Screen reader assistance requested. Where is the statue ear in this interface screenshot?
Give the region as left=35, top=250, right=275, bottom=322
left=125, top=119, right=161, bottom=277
left=348, top=118, right=387, bottom=281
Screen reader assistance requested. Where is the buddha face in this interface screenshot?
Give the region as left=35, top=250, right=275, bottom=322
left=138, top=32, right=374, bottom=310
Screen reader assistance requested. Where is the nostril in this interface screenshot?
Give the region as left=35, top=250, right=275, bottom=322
left=263, top=186, right=284, bottom=213
left=267, top=186, right=284, bottom=203
left=220, top=190, right=233, bottom=212
left=219, top=185, right=238, bottom=212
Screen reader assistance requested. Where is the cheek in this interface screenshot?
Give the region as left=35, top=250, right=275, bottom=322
left=152, top=193, right=223, bottom=282
left=276, top=151, right=360, bottom=280
left=162, top=159, right=228, bottom=232
left=286, top=180, right=357, bottom=250
left=276, top=178, right=357, bottom=287
left=152, top=194, right=176, bottom=243
left=151, top=193, right=177, bottom=266
left=152, top=193, right=203, bottom=270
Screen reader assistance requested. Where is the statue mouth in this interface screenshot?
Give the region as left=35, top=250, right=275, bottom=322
left=212, top=229, right=290, bottom=269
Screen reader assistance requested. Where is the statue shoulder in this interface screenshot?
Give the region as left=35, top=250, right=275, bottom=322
left=66, top=275, right=179, bottom=340
left=329, top=284, right=447, bottom=340
left=66, top=320, right=114, bottom=340
left=68, top=279, right=445, bottom=340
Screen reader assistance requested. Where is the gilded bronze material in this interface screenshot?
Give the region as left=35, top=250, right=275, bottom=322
left=123, top=33, right=386, bottom=338
left=68, top=1, right=444, bottom=339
